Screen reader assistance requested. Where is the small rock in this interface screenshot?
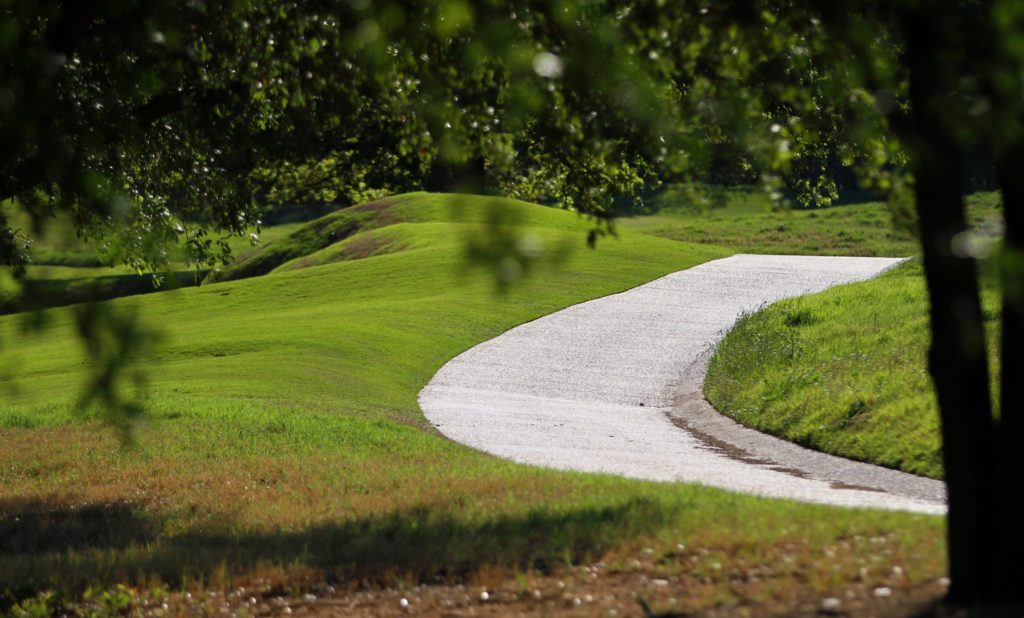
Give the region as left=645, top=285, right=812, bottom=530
left=651, top=579, right=669, bottom=587
left=821, top=597, right=841, bottom=611
left=873, top=586, right=892, bottom=598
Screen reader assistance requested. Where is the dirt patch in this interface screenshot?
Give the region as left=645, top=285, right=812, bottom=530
left=344, top=197, right=400, bottom=213
left=334, top=235, right=404, bottom=261
left=284, top=235, right=407, bottom=271
left=79, top=564, right=952, bottom=617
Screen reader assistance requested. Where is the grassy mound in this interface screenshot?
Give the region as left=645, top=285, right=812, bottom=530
left=705, top=259, right=1001, bottom=479
left=207, top=192, right=591, bottom=281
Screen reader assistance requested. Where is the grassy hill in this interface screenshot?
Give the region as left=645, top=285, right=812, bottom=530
left=0, top=192, right=948, bottom=615
left=704, top=259, right=1001, bottom=480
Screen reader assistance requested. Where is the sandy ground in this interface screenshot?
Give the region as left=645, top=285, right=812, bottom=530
left=419, top=254, right=945, bottom=514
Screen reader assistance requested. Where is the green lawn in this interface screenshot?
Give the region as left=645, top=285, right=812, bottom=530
left=0, top=192, right=948, bottom=614
left=621, top=189, right=1002, bottom=258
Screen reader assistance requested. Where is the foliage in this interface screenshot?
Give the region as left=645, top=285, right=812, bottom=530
left=0, top=0, right=688, bottom=272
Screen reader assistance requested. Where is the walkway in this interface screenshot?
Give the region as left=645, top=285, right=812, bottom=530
left=418, top=255, right=946, bottom=514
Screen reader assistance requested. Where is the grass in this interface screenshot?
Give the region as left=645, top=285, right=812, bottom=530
left=704, top=259, right=1001, bottom=480
left=0, top=191, right=950, bottom=615
left=620, top=189, right=1003, bottom=258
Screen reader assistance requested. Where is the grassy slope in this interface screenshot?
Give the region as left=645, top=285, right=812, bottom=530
left=701, top=192, right=1003, bottom=479
left=704, top=260, right=1001, bottom=479
left=0, top=193, right=947, bottom=613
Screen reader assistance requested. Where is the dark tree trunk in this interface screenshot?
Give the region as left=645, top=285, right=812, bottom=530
left=990, top=145, right=1024, bottom=601
left=900, top=7, right=999, bottom=605
left=910, top=145, right=996, bottom=605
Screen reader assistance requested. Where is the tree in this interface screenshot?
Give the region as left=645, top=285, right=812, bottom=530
left=4, top=0, right=1023, bottom=610
left=882, top=2, right=1024, bottom=605
left=1, top=1, right=677, bottom=262
left=574, top=1, right=1022, bottom=606
left=1, top=0, right=674, bottom=423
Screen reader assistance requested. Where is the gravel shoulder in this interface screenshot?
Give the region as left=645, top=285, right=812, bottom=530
left=418, top=254, right=946, bottom=514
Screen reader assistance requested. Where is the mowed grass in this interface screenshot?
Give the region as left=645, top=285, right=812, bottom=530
left=621, top=190, right=1003, bottom=257
left=0, top=193, right=949, bottom=613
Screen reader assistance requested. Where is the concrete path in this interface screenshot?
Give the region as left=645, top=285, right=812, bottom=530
left=418, top=255, right=946, bottom=514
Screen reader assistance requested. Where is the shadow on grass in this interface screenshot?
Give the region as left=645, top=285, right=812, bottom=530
left=1, top=495, right=686, bottom=606
left=2, top=271, right=203, bottom=314
left=0, top=497, right=157, bottom=554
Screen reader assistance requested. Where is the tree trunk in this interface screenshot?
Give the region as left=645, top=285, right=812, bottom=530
left=911, top=148, right=996, bottom=606
left=900, top=7, right=998, bottom=604
left=990, top=145, right=1024, bottom=601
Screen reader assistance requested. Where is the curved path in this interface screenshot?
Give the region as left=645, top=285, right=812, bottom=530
left=418, top=255, right=946, bottom=514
